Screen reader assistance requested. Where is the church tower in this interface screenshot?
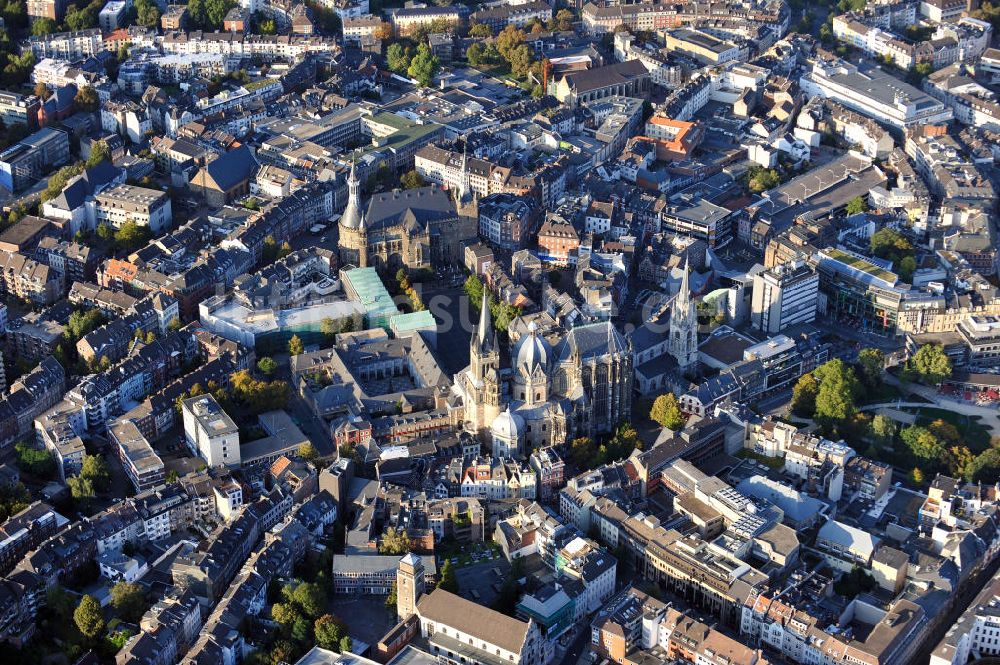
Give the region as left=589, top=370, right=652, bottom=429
left=396, top=552, right=425, bottom=621
left=338, top=160, right=367, bottom=267
left=469, top=292, right=501, bottom=431
left=455, top=145, right=478, bottom=223
left=668, top=256, right=699, bottom=370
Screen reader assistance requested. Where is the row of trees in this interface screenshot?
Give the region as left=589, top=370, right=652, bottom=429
left=395, top=268, right=426, bottom=312
left=568, top=423, right=642, bottom=470
left=174, top=370, right=290, bottom=420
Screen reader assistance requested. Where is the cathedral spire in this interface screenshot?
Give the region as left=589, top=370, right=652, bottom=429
left=677, top=254, right=690, bottom=309
left=348, top=159, right=359, bottom=203
left=669, top=254, right=698, bottom=369
left=340, top=158, right=363, bottom=230
left=477, top=291, right=494, bottom=350
left=458, top=143, right=469, bottom=202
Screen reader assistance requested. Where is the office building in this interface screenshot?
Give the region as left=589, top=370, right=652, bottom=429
left=0, top=92, right=40, bottom=132
left=751, top=261, right=819, bottom=334
left=182, top=395, right=240, bottom=468
left=0, top=127, right=70, bottom=193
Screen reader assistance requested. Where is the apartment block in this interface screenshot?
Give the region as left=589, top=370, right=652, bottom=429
left=92, top=184, right=173, bottom=234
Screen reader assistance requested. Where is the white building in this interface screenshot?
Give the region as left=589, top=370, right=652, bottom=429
left=751, top=261, right=819, bottom=334
left=800, top=58, right=953, bottom=129
left=182, top=395, right=241, bottom=467
left=90, top=183, right=172, bottom=233
left=416, top=589, right=547, bottom=665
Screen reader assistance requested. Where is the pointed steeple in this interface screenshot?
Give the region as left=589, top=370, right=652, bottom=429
left=341, top=158, right=363, bottom=230
left=669, top=253, right=698, bottom=370
left=477, top=290, right=494, bottom=350
left=458, top=143, right=469, bottom=202
left=677, top=254, right=690, bottom=309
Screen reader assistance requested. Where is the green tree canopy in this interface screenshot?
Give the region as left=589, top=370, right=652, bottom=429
left=134, top=0, right=161, bottom=26
left=31, top=17, right=57, bottom=36
left=386, top=42, right=412, bottom=75
left=68, top=474, right=96, bottom=504
left=464, top=273, right=485, bottom=309
left=288, top=335, right=305, bottom=356
left=898, top=255, right=917, bottom=283
left=74, top=594, right=105, bottom=641
left=496, top=25, right=526, bottom=60
left=791, top=373, right=819, bottom=417
left=320, top=317, right=339, bottom=340
left=437, top=559, right=459, bottom=592
left=812, top=359, right=861, bottom=434
left=900, top=425, right=943, bottom=462
left=230, top=370, right=289, bottom=413
left=298, top=442, right=319, bottom=466
left=86, top=140, right=111, bottom=168
left=286, top=581, right=326, bottom=619
left=81, top=454, right=110, bottom=491
left=314, top=614, right=347, bottom=651
left=469, top=22, right=492, bottom=38
left=65, top=309, right=106, bottom=343
left=378, top=527, right=411, bottom=555
left=407, top=43, right=440, bottom=86
left=400, top=170, right=425, bottom=189
left=649, top=393, right=686, bottom=430
left=856, top=348, right=884, bottom=388
left=74, top=85, right=99, bottom=112
left=257, top=357, right=278, bottom=376
left=869, top=227, right=913, bottom=267
left=15, top=441, right=56, bottom=478
left=114, top=221, right=152, bottom=252
left=845, top=196, right=868, bottom=216
left=110, top=582, right=147, bottom=623
left=909, top=343, right=952, bottom=385
left=554, top=8, right=575, bottom=31
left=870, top=414, right=896, bottom=446
left=745, top=165, right=780, bottom=193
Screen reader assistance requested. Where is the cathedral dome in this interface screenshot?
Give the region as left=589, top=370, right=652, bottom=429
left=491, top=407, right=524, bottom=442
left=515, top=323, right=550, bottom=374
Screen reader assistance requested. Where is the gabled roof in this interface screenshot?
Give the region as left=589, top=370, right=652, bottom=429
left=204, top=146, right=258, bottom=192
left=417, top=589, right=531, bottom=653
